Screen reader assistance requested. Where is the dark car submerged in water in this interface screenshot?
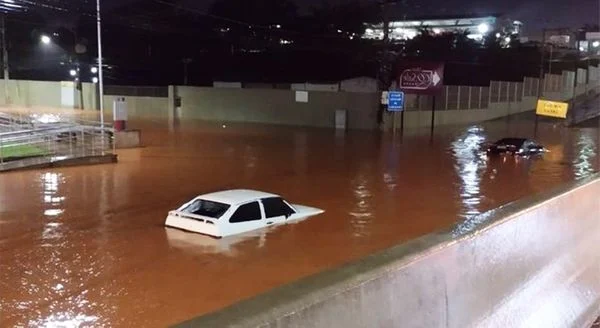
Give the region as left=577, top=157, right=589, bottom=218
left=486, top=138, right=546, bottom=156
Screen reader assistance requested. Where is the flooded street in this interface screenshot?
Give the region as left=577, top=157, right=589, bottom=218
left=1, top=115, right=599, bottom=327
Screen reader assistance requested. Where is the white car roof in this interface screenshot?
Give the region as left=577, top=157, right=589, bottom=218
left=198, top=189, right=280, bottom=205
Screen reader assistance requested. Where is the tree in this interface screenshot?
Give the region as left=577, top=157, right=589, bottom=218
left=580, top=24, right=600, bottom=32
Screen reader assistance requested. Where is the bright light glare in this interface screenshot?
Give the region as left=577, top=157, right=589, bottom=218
left=496, top=33, right=501, bottom=38
left=92, top=77, right=99, bottom=83
left=91, top=66, right=98, bottom=74
left=69, top=69, right=77, bottom=77
left=593, top=41, right=600, bottom=48
left=477, top=23, right=490, bottom=34
left=40, top=35, right=51, bottom=44
left=505, top=37, right=511, bottom=43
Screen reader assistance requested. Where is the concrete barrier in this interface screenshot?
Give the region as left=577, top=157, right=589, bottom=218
left=114, top=130, right=142, bottom=149
left=175, top=175, right=600, bottom=328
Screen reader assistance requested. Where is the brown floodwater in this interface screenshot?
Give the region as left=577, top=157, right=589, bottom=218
left=0, top=114, right=598, bottom=327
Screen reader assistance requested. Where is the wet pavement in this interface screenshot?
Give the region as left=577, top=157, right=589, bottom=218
left=0, top=114, right=599, bottom=327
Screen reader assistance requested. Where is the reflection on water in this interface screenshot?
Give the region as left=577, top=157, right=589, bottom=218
left=349, top=164, right=374, bottom=238
left=450, top=126, right=488, bottom=219
left=29, top=313, right=99, bottom=328
left=573, top=130, right=597, bottom=180
left=165, top=227, right=269, bottom=257
left=382, top=141, right=400, bottom=191
left=41, top=173, right=66, bottom=242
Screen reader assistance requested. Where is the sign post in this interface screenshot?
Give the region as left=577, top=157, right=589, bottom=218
left=397, top=61, right=445, bottom=140
left=387, top=91, right=405, bottom=136
left=534, top=99, right=569, bottom=136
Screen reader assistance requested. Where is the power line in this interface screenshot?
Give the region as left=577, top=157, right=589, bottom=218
left=150, top=0, right=362, bottom=41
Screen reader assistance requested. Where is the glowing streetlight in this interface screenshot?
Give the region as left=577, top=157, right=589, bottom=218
left=40, top=35, right=51, bottom=45
left=91, top=66, right=98, bottom=74
left=477, top=23, right=490, bottom=34
left=69, top=69, right=77, bottom=77
left=92, top=77, right=99, bottom=83
left=505, top=37, right=511, bottom=43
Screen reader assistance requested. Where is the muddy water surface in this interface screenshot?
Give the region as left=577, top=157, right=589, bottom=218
left=0, top=116, right=598, bottom=327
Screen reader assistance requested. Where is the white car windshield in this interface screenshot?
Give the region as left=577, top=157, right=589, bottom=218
left=181, top=199, right=230, bottom=218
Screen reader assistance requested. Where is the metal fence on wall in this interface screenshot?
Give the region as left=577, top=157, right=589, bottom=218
left=404, top=81, right=533, bottom=112
left=104, top=85, right=168, bottom=97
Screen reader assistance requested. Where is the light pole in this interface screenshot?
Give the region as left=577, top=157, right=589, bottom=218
left=1, top=14, right=8, bottom=105
left=96, top=0, right=105, bottom=150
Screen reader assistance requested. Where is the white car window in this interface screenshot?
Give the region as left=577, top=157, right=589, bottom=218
left=230, top=202, right=262, bottom=223
left=263, top=197, right=295, bottom=218
left=181, top=199, right=230, bottom=218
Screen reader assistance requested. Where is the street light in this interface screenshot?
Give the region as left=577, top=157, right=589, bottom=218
left=69, top=69, right=77, bottom=77
left=477, top=23, right=490, bottom=34
left=40, top=35, right=51, bottom=45
left=92, top=77, right=99, bottom=83
left=91, top=66, right=98, bottom=74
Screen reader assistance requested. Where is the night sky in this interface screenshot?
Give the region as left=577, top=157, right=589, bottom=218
left=103, top=0, right=598, bottom=37
left=45, top=0, right=600, bottom=38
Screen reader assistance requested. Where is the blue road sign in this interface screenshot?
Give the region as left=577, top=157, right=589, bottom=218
left=388, top=91, right=405, bottom=112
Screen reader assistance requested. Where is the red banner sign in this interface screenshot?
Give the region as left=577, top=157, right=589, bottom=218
left=398, top=61, right=445, bottom=95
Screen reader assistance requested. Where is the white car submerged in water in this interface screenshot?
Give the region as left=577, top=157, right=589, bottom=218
left=165, top=189, right=324, bottom=238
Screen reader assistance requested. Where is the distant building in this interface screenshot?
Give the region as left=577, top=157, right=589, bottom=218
left=582, top=32, right=600, bottom=54
left=362, top=14, right=522, bottom=43
left=544, top=28, right=575, bottom=48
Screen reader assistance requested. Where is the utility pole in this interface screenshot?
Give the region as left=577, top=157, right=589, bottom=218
left=534, top=28, right=547, bottom=136
left=182, top=58, right=192, bottom=85
left=1, top=14, right=8, bottom=105
left=537, top=28, right=547, bottom=99
left=376, top=0, right=398, bottom=129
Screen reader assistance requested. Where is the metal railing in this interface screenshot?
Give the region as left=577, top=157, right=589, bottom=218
left=0, top=112, right=35, bottom=132
left=0, top=122, right=113, bottom=165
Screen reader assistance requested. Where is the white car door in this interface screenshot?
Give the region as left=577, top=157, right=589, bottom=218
left=262, top=197, right=295, bottom=227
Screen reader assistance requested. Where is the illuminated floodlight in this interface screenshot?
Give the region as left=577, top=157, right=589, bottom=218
left=477, top=23, right=490, bottom=34
left=69, top=69, right=77, bottom=77
left=92, top=77, right=99, bottom=83
left=91, top=66, right=98, bottom=74
left=40, top=35, right=51, bottom=44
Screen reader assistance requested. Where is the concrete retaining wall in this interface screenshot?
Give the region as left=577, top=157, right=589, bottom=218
left=176, top=175, right=600, bottom=328
left=176, top=86, right=379, bottom=130
left=0, top=68, right=597, bottom=130
left=101, top=95, right=169, bottom=119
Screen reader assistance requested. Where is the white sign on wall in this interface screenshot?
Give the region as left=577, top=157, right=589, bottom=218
left=295, top=91, right=308, bottom=103
left=60, top=81, right=75, bottom=108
